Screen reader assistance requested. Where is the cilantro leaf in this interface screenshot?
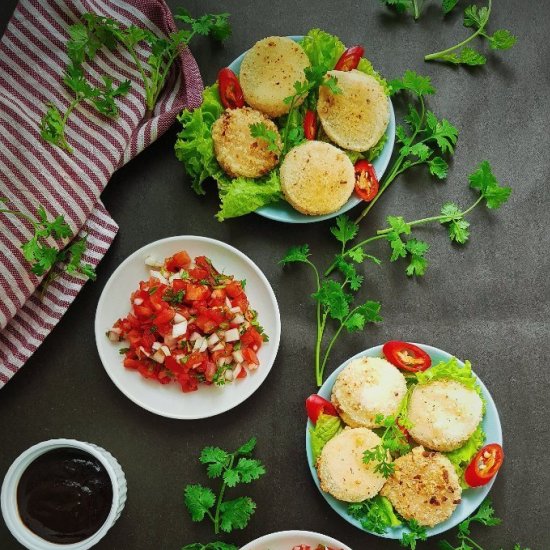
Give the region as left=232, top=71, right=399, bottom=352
left=330, top=215, right=358, bottom=247
left=442, top=0, right=459, bottom=14
left=401, top=519, right=428, bottom=549
left=390, top=70, right=435, bottom=97
left=280, top=245, right=311, bottom=265
left=231, top=458, right=266, bottom=483
left=429, top=157, right=449, bottom=179
left=219, top=497, right=255, bottom=532
left=458, top=498, right=502, bottom=535
left=312, top=280, right=351, bottom=321
left=249, top=122, right=281, bottom=154
left=468, top=160, right=512, bottom=208
left=405, top=239, right=429, bottom=276
left=489, top=29, right=517, bottom=50
left=200, top=447, right=230, bottom=479
left=184, top=485, right=216, bottom=522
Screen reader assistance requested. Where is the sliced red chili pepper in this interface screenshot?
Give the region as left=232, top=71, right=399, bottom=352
left=383, top=341, right=432, bottom=372
left=303, top=110, right=318, bottom=140
left=306, top=394, right=339, bottom=425
left=354, top=159, right=379, bottom=202
left=217, top=68, right=245, bottom=109
left=465, top=443, right=504, bottom=487
left=335, top=45, right=365, bottom=71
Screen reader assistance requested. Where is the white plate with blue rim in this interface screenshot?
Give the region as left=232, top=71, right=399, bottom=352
left=227, top=36, right=396, bottom=224
left=305, top=343, right=503, bottom=539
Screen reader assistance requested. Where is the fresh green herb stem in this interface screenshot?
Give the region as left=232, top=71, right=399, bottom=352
left=425, top=0, right=492, bottom=61
left=213, top=455, right=234, bottom=534
left=412, top=0, right=421, bottom=20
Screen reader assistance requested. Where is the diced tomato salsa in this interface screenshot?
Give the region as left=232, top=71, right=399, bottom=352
left=292, top=545, right=340, bottom=550
left=107, top=251, right=267, bottom=393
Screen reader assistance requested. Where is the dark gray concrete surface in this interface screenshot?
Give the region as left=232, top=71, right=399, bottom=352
left=1, top=1, right=548, bottom=548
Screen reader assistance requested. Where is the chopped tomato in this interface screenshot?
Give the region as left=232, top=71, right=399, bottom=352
left=209, top=288, right=227, bottom=307
left=354, top=159, right=379, bottom=202
left=186, top=284, right=211, bottom=302
left=218, top=68, right=245, bottom=109
left=134, top=304, right=153, bottom=318
left=383, top=341, right=432, bottom=372
left=335, top=45, right=365, bottom=71
left=241, top=327, right=263, bottom=350
left=231, top=293, right=249, bottom=312
left=306, top=394, right=339, bottom=424
left=189, top=267, right=209, bottom=281
left=171, top=279, right=187, bottom=292
left=225, top=280, right=244, bottom=298
left=242, top=348, right=259, bottom=366
left=303, top=110, right=317, bottom=140
left=465, top=443, right=504, bottom=487
left=165, top=251, right=190, bottom=271
left=154, top=309, right=175, bottom=325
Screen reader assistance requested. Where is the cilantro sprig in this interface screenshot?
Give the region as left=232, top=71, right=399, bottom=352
left=183, top=438, right=265, bottom=535
left=425, top=0, right=516, bottom=66
left=380, top=0, right=462, bottom=19
left=249, top=122, right=282, bottom=154
left=0, top=199, right=95, bottom=292
left=182, top=543, right=238, bottom=550
left=281, top=161, right=510, bottom=386
left=355, top=70, right=458, bottom=224
left=41, top=10, right=230, bottom=152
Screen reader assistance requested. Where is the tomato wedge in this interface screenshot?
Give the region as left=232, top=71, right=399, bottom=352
left=465, top=443, right=504, bottom=487
left=217, top=68, right=245, bottom=109
left=306, top=394, right=339, bottom=425
left=303, top=110, right=318, bottom=140
left=383, top=341, right=431, bottom=372
left=335, top=45, right=365, bottom=71
left=354, top=159, right=379, bottom=202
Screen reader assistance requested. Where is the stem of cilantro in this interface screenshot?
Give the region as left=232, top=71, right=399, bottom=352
left=125, top=44, right=152, bottom=110
left=282, top=96, right=298, bottom=156
left=412, top=0, right=421, bottom=20
left=0, top=209, right=38, bottom=227
left=424, top=0, right=492, bottom=61
left=355, top=96, right=426, bottom=225
left=213, top=454, right=234, bottom=534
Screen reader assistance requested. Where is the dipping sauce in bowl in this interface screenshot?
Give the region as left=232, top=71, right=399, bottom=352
left=16, top=448, right=113, bottom=544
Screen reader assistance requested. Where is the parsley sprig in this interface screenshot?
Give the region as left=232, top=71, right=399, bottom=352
left=183, top=438, right=265, bottom=535
left=425, top=0, right=516, bottom=66
left=281, top=160, right=510, bottom=386
left=0, top=199, right=95, bottom=292
left=356, top=70, right=457, bottom=224
left=41, top=10, right=230, bottom=152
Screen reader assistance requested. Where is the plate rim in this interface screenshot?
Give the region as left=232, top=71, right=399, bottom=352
left=227, top=35, right=396, bottom=224
left=94, top=235, right=281, bottom=420
left=240, top=529, right=352, bottom=550
left=305, top=343, right=503, bottom=538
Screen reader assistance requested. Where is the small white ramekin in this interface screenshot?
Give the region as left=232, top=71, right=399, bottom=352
left=1, top=439, right=127, bottom=550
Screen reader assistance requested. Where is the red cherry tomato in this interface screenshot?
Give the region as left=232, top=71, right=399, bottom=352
left=303, top=110, right=318, bottom=140
left=465, top=443, right=504, bottom=487
left=335, top=45, right=365, bottom=71
left=306, top=394, right=339, bottom=425
left=383, top=341, right=432, bottom=372
left=354, top=159, right=379, bottom=202
left=217, top=68, right=245, bottom=109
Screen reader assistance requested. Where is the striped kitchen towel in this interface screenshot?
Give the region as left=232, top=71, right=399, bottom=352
left=0, top=0, right=204, bottom=387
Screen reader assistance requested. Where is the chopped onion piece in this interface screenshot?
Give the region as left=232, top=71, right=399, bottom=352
left=169, top=273, right=182, bottom=283
left=216, top=357, right=229, bottom=367
left=172, top=320, right=188, bottom=338
left=151, top=342, right=162, bottom=351
left=138, top=346, right=150, bottom=358
left=224, top=328, right=240, bottom=342
left=230, top=306, right=241, bottom=314
left=232, top=350, right=244, bottom=363
left=189, top=332, right=201, bottom=342
left=144, top=255, right=163, bottom=267
left=193, top=337, right=205, bottom=351
left=133, top=297, right=144, bottom=306
left=149, top=270, right=168, bottom=285
left=173, top=313, right=186, bottom=324
left=225, top=297, right=232, bottom=308
left=210, top=342, right=224, bottom=352
left=108, top=330, right=120, bottom=342
left=160, top=345, right=171, bottom=356
left=199, top=339, right=208, bottom=353
left=152, top=350, right=165, bottom=364
left=233, top=365, right=242, bottom=378
left=225, top=370, right=234, bottom=381
left=207, top=333, right=219, bottom=347
left=232, top=314, right=245, bottom=325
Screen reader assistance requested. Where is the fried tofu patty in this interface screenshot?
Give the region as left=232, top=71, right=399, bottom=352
left=212, top=107, right=281, bottom=178
left=239, top=36, right=310, bottom=118
left=408, top=379, right=484, bottom=452
left=317, top=427, right=387, bottom=503
left=380, top=446, right=462, bottom=527
left=280, top=141, right=355, bottom=215
left=318, top=70, right=390, bottom=152
left=331, top=357, right=407, bottom=429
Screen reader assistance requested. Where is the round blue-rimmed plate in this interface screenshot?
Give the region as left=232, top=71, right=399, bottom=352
left=305, top=343, right=503, bottom=539
left=227, top=36, right=396, bottom=224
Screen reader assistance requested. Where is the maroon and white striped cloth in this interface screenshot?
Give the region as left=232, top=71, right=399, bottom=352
left=0, top=0, right=204, bottom=387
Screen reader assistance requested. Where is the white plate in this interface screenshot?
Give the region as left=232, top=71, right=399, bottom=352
left=95, top=236, right=280, bottom=419
left=228, top=36, right=396, bottom=224
left=241, top=530, right=352, bottom=550
left=305, top=344, right=503, bottom=539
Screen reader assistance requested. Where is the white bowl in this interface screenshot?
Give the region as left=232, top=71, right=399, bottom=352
left=95, top=236, right=281, bottom=419
left=240, top=529, right=352, bottom=550
left=1, top=439, right=127, bottom=550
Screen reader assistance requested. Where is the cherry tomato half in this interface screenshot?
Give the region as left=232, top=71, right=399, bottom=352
left=335, top=45, right=365, bottom=71
left=354, top=159, right=379, bottom=201
left=383, top=341, right=432, bottom=372
left=303, top=110, right=318, bottom=140
left=465, top=443, right=504, bottom=487
left=306, top=394, right=339, bottom=425
left=217, top=68, right=245, bottom=109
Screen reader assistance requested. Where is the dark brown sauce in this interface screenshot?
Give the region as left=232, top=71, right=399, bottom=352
left=16, top=448, right=113, bottom=544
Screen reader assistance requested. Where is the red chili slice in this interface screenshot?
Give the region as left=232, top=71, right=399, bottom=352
left=382, top=341, right=432, bottom=372
left=306, top=394, right=339, bottom=425
left=465, top=443, right=504, bottom=487
left=354, top=159, right=379, bottom=202
left=335, top=45, right=365, bottom=71
left=217, top=68, right=245, bottom=109
left=303, top=110, right=318, bottom=140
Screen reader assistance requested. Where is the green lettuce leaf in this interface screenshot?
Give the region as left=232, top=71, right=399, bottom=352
left=348, top=495, right=401, bottom=534
left=215, top=170, right=282, bottom=221
left=300, top=29, right=388, bottom=94
left=445, top=424, right=486, bottom=488
left=310, top=413, right=343, bottom=464
left=175, top=85, right=224, bottom=194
